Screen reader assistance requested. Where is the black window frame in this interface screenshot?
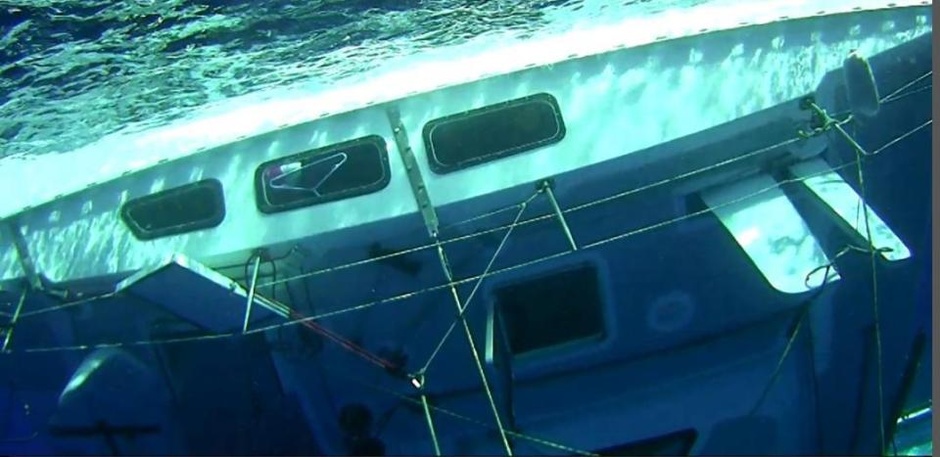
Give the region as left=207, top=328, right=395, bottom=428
left=422, top=92, right=567, bottom=175
left=591, top=429, right=698, bottom=456
left=253, top=135, right=392, bottom=215
left=494, top=262, right=607, bottom=358
left=120, top=179, right=226, bottom=241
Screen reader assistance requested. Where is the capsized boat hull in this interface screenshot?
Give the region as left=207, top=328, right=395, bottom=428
left=0, top=1, right=933, bottom=455
left=0, top=0, right=931, bottom=288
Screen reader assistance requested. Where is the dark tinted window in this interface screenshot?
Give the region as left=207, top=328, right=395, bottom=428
left=255, top=135, right=391, bottom=214
left=120, top=179, right=226, bottom=241
left=593, top=429, right=698, bottom=456
left=423, top=93, right=566, bottom=174
left=495, top=263, right=605, bottom=357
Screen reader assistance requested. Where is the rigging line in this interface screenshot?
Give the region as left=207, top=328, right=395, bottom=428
left=17, top=291, right=117, bottom=319
left=254, top=79, right=930, bottom=292
left=242, top=253, right=262, bottom=334
left=19, top=246, right=378, bottom=379
left=418, top=196, right=531, bottom=375
left=0, top=161, right=878, bottom=357
left=19, top=331, right=235, bottom=353
left=258, top=135, right=802, bottom=290
left=880, top=70, right=933, bottom=104
left=809, top=70, right=932, bottom=132
left=8, top=121, right=927, bottom=354
left=580, top=133, right=920, bottom=251
left=16, top=297, right=397, bottom=371
left=804, top=297, right=826, bottom=453
left=814, top=99, right=904, bottom=455
left=851, top=127, right=886, bottom=455
left=286, top=309, right=395, bottom=370
left=747, top=244, right=887, bottom=416
left=881, top=84, right=932, bottom=105
left=565, top=137, right=802, bottom=214
left=258, top=192, right=542, bottom=289
left=4, top=150, right=909, bottom=357
left=1, top=153, right=909, bottom=356
left=7, top=259, right=373, bottom=363
left=867, top=118, right=932, bottom=156
left=15, top=312, right=388, bottom=376
left=259, top=240, right=435, bottom=288
left=438, top=192, right=541, bottom=234
left=0, top=289, right=26, bottom=353
left=748, top=301, right=811, bottom=417
left=432, top=240, right=514, bottom=456
left=252, top=254, right=394, bottom=369
left=417, top=374, right=442, bottom=456
left=2, top=163, right=849, bottom=356
left=447, top=70, right=929, bottom=232
left=325, top=367, right=599, bottom=456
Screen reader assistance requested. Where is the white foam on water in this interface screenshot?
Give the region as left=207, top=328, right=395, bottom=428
left=0, top=0, right=929, bottom=220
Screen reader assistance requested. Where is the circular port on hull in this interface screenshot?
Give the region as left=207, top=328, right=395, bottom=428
left=646, top=291, right=695, bottom=333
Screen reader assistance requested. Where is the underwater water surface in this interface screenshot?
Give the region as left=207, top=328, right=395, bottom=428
left=0, top=0, right=717, bottom=160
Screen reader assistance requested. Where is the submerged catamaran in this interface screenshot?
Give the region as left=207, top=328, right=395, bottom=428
left=0, top=0, right=932, bottom=455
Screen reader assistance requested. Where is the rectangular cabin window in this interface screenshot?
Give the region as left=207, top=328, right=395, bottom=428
left=422, top=93, right=566, bottom=174
left=494, top=263, right=605, bottom=357
left=592, top=429, right=698, bottom=456
left=120, top=179, right=226, bottom=241
left=254, top=135, right=391, bottom=214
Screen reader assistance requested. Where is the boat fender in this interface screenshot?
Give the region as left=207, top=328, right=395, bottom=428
left=843, top=50, right=881, bottom=119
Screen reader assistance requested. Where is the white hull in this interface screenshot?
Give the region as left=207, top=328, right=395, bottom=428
left=0, top=0, right=931, bottom=286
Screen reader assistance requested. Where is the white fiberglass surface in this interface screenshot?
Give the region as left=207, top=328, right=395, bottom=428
left=791, top=159, right=912, bottom=261
left=700, top=173, right=840, bottom=294
left=0, top=3, right=930, bottom=284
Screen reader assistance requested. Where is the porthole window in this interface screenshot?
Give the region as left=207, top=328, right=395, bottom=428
left=254, top=135, right=391, bottom=214
left=120, top=179, right=226, bottom=241
left=422, top=93, right=566, bottom=174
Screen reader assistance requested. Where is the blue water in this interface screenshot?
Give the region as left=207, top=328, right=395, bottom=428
left=0, top=0, right=691, bottom=160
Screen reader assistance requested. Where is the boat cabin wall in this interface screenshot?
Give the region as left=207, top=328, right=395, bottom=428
left=0, top=4, right=929, bottom=287
left=393, top=4, right=931, bottom=214
left=3, top=109, right=421, bottom=285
